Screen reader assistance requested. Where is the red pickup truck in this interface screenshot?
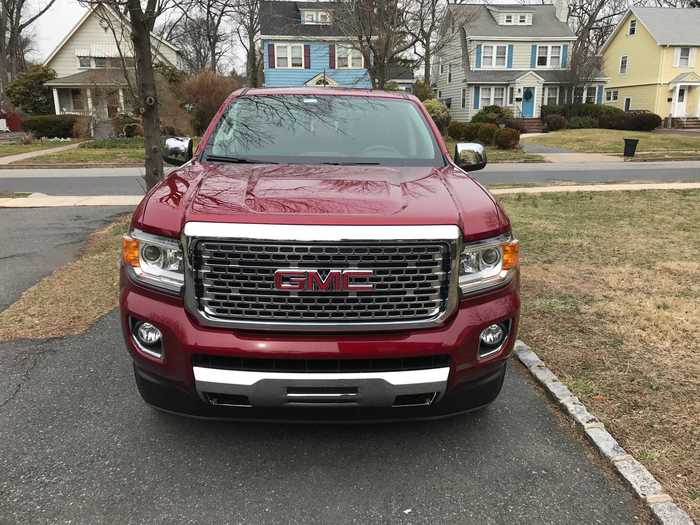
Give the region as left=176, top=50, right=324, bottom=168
left=120, top=87, right=520, bottom=421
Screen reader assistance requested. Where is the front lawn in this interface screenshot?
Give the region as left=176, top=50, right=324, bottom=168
left=0, top=140, right=74, bottom=158
left=445, top=139, right=544, bottom=163
left=15, top=147, right=144, bottom=165
left=500, top=190, right=699, bottom=521
left=522, top=129, right=700, bottom=154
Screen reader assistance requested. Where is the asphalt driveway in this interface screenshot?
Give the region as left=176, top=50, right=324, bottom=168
left=0, top=311, right=649, bottom=524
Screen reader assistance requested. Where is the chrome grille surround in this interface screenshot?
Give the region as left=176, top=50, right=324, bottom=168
left=182, top=223, right=461, bottom=332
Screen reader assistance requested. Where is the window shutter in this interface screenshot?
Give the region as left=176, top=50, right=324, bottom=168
left=475, top=45, right=482, bottom=68
left=596, top=85, right=603, bottom=104
left=304, top=45, right=311, bottom=69
left=268, top=44, right=275, bottom=69
left=530, top=45, right=537, bottom=68
left=329, top=44, right=335, bottom=69
left=674, top=48, right=680, bottom=67
left=507, top=44, right=513, bottom=68
left=473, top=86, right=480, bottom=109
left=562, top=44, right=568, bottom=68
left=690, top=48, right=697, bottom=68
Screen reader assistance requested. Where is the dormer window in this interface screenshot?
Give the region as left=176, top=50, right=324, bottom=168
left=502, top=13, right=531, bottom=25
left=505, top=15, right=513, bottom=23
left=519, top=14, right=527, bottom=23
left=302, top=10, right=331, bottom=25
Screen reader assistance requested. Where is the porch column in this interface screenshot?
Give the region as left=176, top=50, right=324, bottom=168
left=86, top=88, right=94, bottom=115
left=118, top=88, right=125, bottom=112
left=671, top=84, right=679, bottom=118
left=52, top=88, right=61, bottom=115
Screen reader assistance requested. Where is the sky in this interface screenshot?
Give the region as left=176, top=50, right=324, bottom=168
left=29, top=0, right=87, bottom=62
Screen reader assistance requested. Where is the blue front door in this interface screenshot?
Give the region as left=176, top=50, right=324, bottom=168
left=522, top=87, right=535, bottom=117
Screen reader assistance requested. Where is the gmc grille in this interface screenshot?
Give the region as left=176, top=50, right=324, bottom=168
left=192, top=240, right=452, bottom=325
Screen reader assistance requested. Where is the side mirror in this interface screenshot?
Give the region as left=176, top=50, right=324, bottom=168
left=162, top=136, right=193, bottom=166
left=454, top=142, right=487, bottom=172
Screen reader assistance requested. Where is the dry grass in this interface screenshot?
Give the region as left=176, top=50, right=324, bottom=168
left=14, top=147, right=144, bottom=165
left=499, top=190, right=700, bottom=520
left=522, top=129, right=700, bottom=154
left=0, top=216, right=130, bottom=340
left=0, top=140, right=74, bottom=158
left=445, top=139, right=544, bottom=163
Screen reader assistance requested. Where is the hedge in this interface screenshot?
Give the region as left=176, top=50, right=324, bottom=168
left=494, top=128, right=520, bottom=149
left=540, top=103, right=624, bottom=121
left=448, top=122, right=521, bottom=148
left=423, top=98, right=450, bottom=134
left=22, top=114, right=78, bottom=138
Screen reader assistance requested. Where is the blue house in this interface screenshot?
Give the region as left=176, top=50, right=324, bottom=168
left=260, top=1, right=373, bottom=88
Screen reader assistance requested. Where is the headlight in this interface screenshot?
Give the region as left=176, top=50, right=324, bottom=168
left=122, top=229, right=184, bottom=293
left=459, top=234, right=519, bottom=296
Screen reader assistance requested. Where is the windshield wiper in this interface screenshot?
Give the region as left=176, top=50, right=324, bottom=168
left=206, top=155, right=277, bottom=164
left=320, top=161, right=381, bottom=166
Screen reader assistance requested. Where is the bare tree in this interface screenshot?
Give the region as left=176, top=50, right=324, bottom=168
left=171, top=0, right=233, bottom=72
left=160, top=14, right=218, bottom=72
left=231, top=0, right=262, bottom=87
left=405, top=0, right=476, bottom=86
left=0, top=0, right=56, bottom=102
left=81, top=0, right=174, bottom=190
left=334, top=0, right=417, bottom=89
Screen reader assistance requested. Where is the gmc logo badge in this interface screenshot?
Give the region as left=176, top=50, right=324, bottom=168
left=274, top=269, right=374, bottom=292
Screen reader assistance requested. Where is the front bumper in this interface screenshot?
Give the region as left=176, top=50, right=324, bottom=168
left=120, top=266, right=520, bottom=420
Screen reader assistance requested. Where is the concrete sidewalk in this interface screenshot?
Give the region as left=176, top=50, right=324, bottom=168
left=541, top=152, right=623, bottom=163
left=3, top=182, right=700, bottom=208
left=0, top=142, right=83, bottom=165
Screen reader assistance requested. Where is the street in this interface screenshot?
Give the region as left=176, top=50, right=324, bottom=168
left=0, top=160, right=698, bottom=195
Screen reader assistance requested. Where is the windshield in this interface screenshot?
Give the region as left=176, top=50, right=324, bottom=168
left=206, top=95, right=444, bottom=166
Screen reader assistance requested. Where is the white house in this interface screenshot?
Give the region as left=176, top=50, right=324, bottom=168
left=43, top=3, right=180, bottom=124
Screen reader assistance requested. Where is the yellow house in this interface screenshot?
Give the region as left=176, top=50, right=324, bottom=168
left=601, top=7, right=700, bottom=127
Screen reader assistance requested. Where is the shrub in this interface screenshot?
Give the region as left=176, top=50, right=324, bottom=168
left=412, top=80, right=432, bottom=101
left=494, top=127, right=520, bottom=149
left=464, top=123, right=481, bottom=142
left=182, top=71, right=241, bottom=134
left=567, top=116, right=598, bottom=129
left=448, top=121, right=469, bottom=141
left=17, top=132, right=34, bottom=145
left=112, top=113, right=143, bottom=137
left=423, top=98, right=450, bottom=134
left=541, top=103, right=623, bottom=122
left=6, top=65, right=57, bottom=115
left=0, top=111, right=23, bottom=131
left=471, top=105, right=513, bottom=126
left=503, top=118, right=526, bottom=134
left=22, top=114, right=78, bottom=138
left=544, top=114, right=567, bottom=131
left=477, top=123, right=499, bottom=145
left=72, top=116, right=92, bottom=139
left=623, top=111, right=662, bottom=131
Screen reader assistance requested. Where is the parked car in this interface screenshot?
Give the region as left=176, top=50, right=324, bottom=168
left=120, top=87, right=520, bottom=421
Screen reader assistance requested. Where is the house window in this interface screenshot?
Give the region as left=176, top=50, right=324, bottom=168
left=505, top=15, right=513, bottom=24
left=336, top=45, right=363, bottom=68
left=585, top=86, right=597, bottom=104
left=537, top=45, right=562, bottom=67
left=78, top=56, right=91, bottom=68
left=448, top=63, right=452, bottom=82
left=461, top=87, right=466, bottom=109
left=482, top=44, right=508, bottom=68
left=479, top=85, right=506, bottom=107
left=624, top=97, right=631, bottom=111
left=493, top=87, right=505, bottom=106
left=302, top=10, right=331, bottom=25
left=678, top=47, right=690, bottom=67
left=628, top=19, right=636, bottom=35
left=508, top=87, right=514, bottom=105
left=519, top=14, right=527, bottom=24
left=606, top=89, right=619, bottom=101
left=545, top=86, right=559, bottom=106
left=93, top=57, right=107, bottom=68
left=573, top=86, right=584, bottom=104
left=619, top=55, right=628, bottom=74
left=71, top=89, right=84, bottom=111
left=276, top=44, right=304, bottom=68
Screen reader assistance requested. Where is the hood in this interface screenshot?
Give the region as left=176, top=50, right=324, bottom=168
left=137, top=161, right=506, bottom=240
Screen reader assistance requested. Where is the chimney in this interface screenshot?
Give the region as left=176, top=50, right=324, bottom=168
left=553, top=0, right=568, bottom=23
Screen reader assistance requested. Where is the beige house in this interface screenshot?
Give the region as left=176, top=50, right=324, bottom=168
left=601, top=7, right=700, bottom=127
left=43, top=3, right=179, bottom=127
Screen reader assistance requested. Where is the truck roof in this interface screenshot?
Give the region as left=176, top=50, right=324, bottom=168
left=235, top=87, right=413, bottom=99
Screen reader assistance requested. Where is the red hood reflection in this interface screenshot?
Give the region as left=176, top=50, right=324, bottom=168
left=137, top=161, right=508, bottom=241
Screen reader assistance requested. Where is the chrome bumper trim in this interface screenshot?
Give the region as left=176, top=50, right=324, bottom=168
left=193, top=366, right=450, bottom=408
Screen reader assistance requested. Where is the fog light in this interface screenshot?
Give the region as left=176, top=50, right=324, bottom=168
left=480, top=324, right=506, bottom=346
left=136, top=322, right=162, bottom=347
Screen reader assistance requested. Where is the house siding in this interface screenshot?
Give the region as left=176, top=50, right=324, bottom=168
left=45, top=8, right=178, bottom=78
left=262, top=40, right=371, bottom=87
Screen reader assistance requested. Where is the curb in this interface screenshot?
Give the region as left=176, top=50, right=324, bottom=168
left=0, top=163, right=144, bottom=170
left=513, top=340, right=694, bottom=525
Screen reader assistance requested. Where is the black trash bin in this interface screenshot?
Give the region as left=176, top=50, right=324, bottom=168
left=623, top=138, right=639, bottom=157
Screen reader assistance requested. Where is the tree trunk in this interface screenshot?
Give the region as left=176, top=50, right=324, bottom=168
left=246, top=39, right=258, bottom=87
left=127, top=0, right=164, bottom=190
left=423, top=51, right=431, bottom=87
